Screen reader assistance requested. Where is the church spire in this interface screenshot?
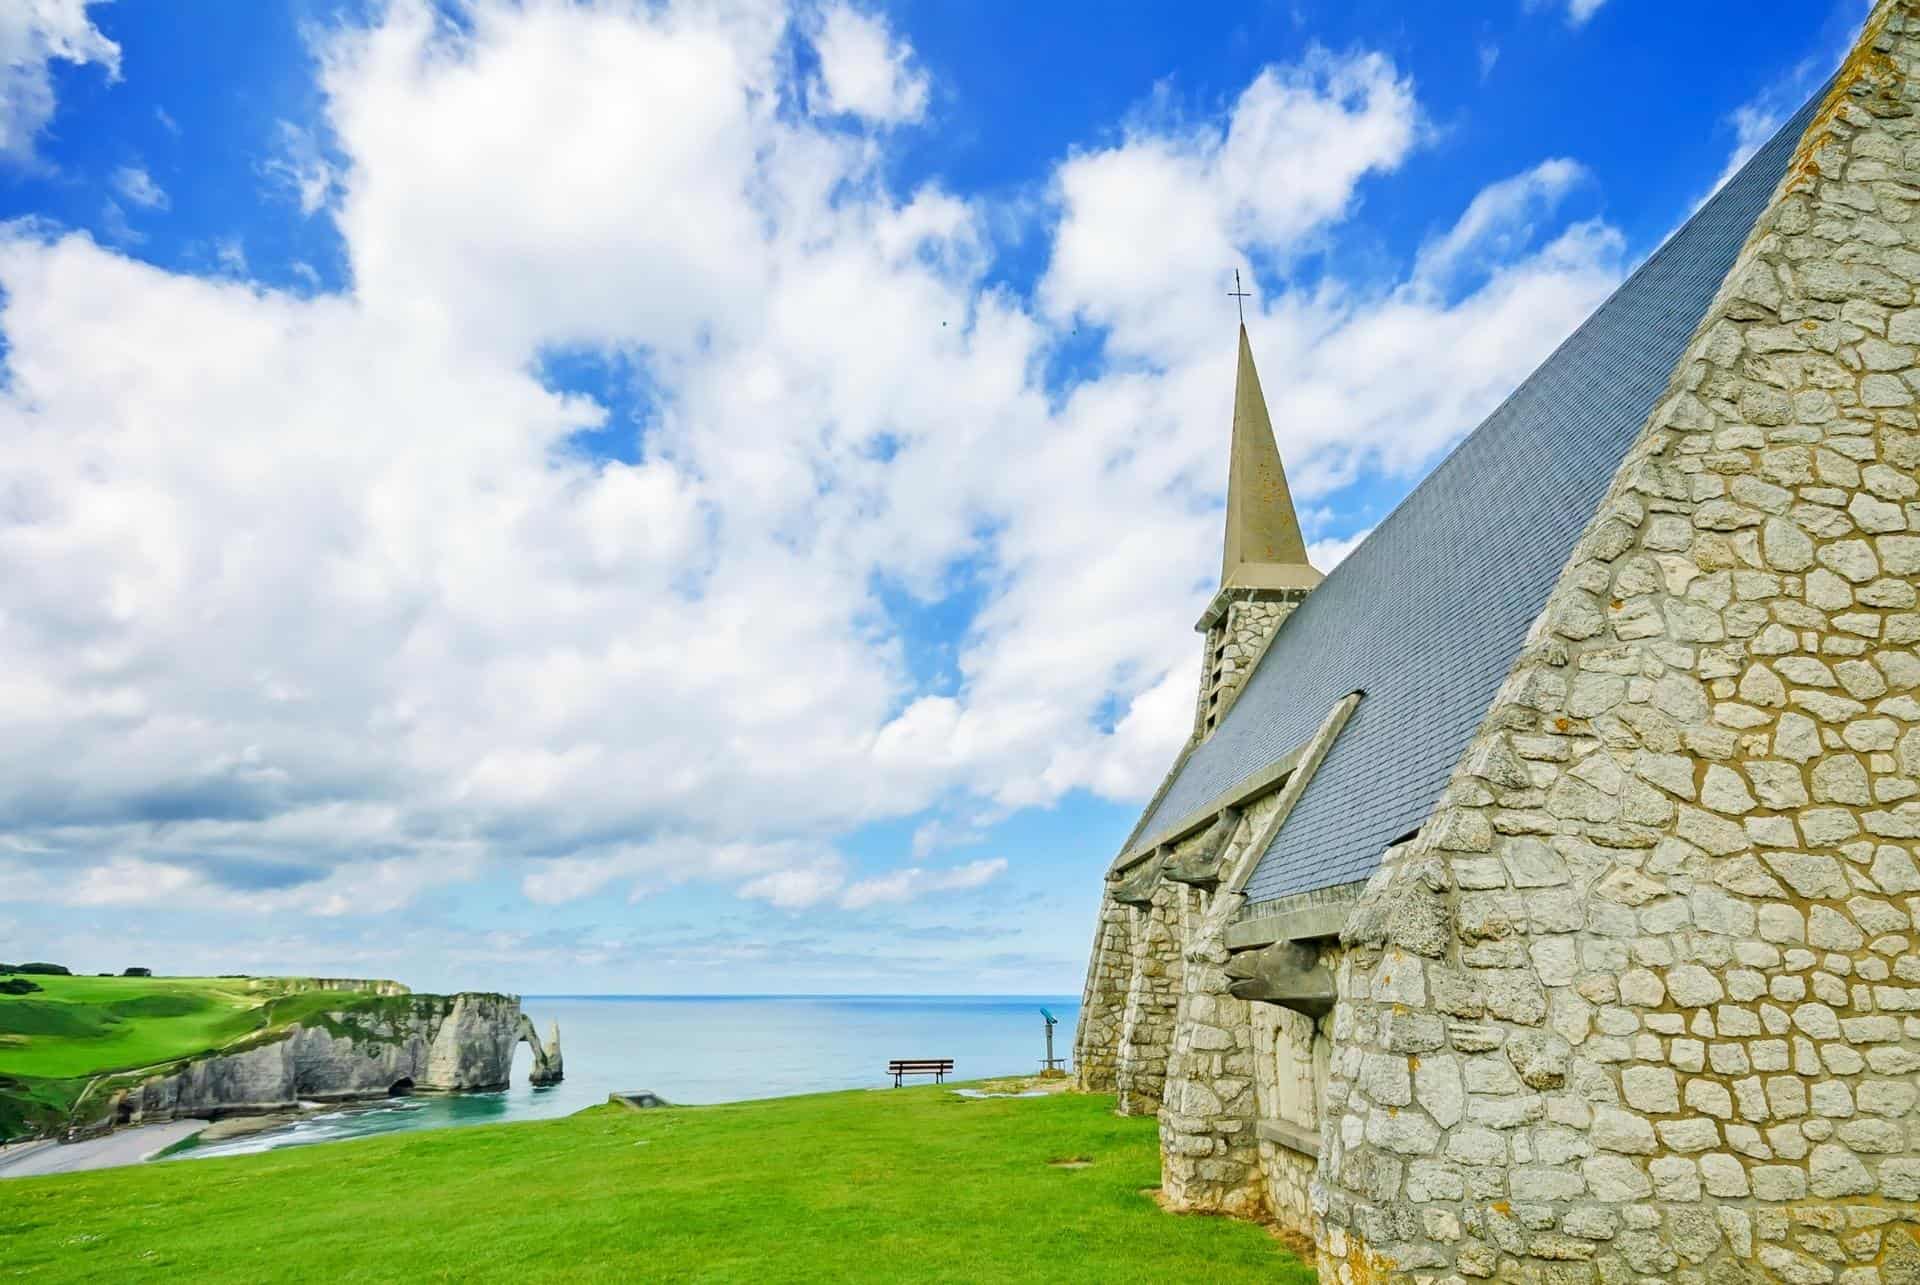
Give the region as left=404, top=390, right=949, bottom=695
left=1192, top=321, right=1323, bottom=742
left=1220, top=323, right=1320, bottom=593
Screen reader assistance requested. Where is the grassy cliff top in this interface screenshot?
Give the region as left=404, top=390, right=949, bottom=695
left=0, top=975, right=406, bottom=1081
left=0, top=975, right=438, bottom=1139
left=4, top=1085, right=1315, bottom=1283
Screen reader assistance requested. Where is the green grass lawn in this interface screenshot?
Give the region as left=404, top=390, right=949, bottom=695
left=0, top=976, right=399, bottom=1139
left=0, top=1086, right=1317, bottom=1284
left=0, top=976, right=288, bottom=1080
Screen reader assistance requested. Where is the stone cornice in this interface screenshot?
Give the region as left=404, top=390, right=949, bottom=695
left=1192, top=584, right=1310, bottom=634
left=1226, top=879, right=1367, bottom=949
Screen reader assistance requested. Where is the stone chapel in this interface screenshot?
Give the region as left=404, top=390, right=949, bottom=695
left=1074, top=4, right=1920, bottom=1281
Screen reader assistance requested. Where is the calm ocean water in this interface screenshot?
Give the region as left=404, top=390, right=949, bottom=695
left=173, top=994, right=1079, bottom=1162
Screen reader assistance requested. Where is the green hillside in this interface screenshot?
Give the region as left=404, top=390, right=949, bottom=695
left=0, top=975, right=392, bottom=1139
left=3, top=1084, right=1315, bottom=1283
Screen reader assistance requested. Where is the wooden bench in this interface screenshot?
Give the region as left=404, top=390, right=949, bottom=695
left=888, top=1058, right=954, bottom=1086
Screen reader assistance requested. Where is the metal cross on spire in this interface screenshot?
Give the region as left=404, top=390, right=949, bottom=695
left=1228, top=268, right=1251, bottom=324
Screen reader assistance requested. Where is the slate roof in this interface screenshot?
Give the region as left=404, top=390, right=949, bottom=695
left=1126, top=87, right=1822, bottom=907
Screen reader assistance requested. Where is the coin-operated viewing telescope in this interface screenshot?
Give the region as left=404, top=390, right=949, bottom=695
left=1039, top=1007, right=1066, bottom=1075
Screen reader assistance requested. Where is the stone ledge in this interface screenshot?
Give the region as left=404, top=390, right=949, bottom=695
left=1227, top=881, right=1365, bottom=948
left=1255, top=1117, right=1320, bottom=1158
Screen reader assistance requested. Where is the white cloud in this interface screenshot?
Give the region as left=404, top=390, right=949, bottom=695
left=1691, top=20, right=1857, bottom=216
left=213, top=236, right=247, bottom=274
left=740, top=861, right=849, bottom=910
left=67, top=857, right=199, bottom=906
left=809, top=3, right=928, bottom=125
left=0, top=836, right=483, bottom=918
left=1042, top=49, right=1419, bottom=355
left=519, top=838, right=837, bottom=906
left=908, top=816, right=985, bottom=859
left=1415, top=158, right=1586, bottom=290
left=533, top=837, right=1006, bottom=918
left=1526, top=0, right=1607, bottom=26
left=520, top=856, right=628, bottom=907
left=265, top=120, right=339, bottom=215
left=1693, top=103, right=1784, bottom=207
left=111, top=164, right=168, bottom=210
left=0, top=0, right=1627, bottom=930
left=0, top=0, right=118, bottom=165
left=840, top=857, right=1006, bottom=910
left=1307, top=526, right=1372, bottom=570
left=97, top=199, right=142, bottom=244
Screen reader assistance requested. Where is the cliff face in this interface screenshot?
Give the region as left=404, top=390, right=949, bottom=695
left=108, top=993, right=545, bottom=1129
left=301, top=977, right=412, bottom=997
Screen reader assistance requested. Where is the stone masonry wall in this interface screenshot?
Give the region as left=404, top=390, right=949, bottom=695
left=1076, top=893, right=1133, bottom=1093
left=1161, top=910, right=1341, bottom=1239
left=1076, top=878, right=1194, bottom=1113
left=1261, top=1133, right=1319, bottom=1244
left=1320, top=8, right=1920, bottom=1280
left=1115, top=881, right=1191, bottom=1115
left=1158, top=791, right=1284, bottom=1214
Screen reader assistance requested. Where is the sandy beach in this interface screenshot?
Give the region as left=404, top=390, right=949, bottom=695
left=0, top=1119, right=209, bottom=1180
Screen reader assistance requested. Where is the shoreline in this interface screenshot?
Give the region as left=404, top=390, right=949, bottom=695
left=0, top=1118, right=211, bottom=1180
left=2, top=995, right=1083, bottom=1173
left=0, top=1095, right=404, bottom=1178
left=0, top=1072, right=1069, bottom=1179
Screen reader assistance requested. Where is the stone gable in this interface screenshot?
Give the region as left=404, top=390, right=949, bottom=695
left=1073, top=3, right=1920, bottom=1281
left=1324, top=4, right=1920, bottom=1277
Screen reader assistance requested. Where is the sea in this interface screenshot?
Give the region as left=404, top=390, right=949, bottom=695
left=170, top=994, right=1079, bottom=1162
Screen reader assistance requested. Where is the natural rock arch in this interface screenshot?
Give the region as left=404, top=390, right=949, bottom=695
left=516, top=1015, right=563, bottom=1086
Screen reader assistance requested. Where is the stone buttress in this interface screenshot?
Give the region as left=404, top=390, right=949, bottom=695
left=1159, top=791, right=1292, bottom=1219
left=1156, top=695, right=1360, bottom=1236
left=1320, top=6, right=1920, bottom=1278
left=1114, top=879, right=1195, bottom=1115
left=1075, top=892, right=1134, bottom=1093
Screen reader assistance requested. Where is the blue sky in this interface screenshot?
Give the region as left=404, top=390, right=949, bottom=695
left=0, top=0, right=1861, bottom=993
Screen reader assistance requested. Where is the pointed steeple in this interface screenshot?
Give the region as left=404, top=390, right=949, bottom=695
left=1221, top=325, right=1321, bottom=593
